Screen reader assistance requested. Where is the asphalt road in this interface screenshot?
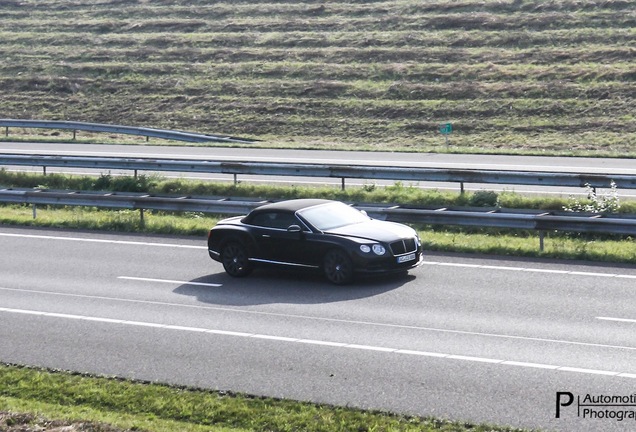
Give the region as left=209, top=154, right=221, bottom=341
left=1, top=142, right=635, bottom=199
left=1, top=226, right=634, bottom=431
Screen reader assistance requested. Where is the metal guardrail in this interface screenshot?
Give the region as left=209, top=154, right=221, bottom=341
left=1, top=189, right=634, bottom=249
left=0, top=189, right=266, bottom=216
left=365, top=205, right=636, bottom=235
left=1, top=153, right=635, bottom=191
left=0, top=119, right=256, bottom=144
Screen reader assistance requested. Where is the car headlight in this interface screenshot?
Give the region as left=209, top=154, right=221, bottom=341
left=360, top=245, right=371, bottom=253
left=372, top=244, right=386, bottom=255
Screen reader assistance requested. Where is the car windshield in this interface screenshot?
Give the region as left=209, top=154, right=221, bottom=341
left=298, top=202, right=369, bottom=231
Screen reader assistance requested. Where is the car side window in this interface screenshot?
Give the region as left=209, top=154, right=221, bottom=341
left=250, top=212, right=301, bottom=230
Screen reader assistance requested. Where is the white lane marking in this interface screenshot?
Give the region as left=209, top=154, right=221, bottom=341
left=252, top=334, right=298, bottom=342
left=502, top=361, right=558, bottom=370
left=1, top=285, right=635, bottom=352
left=478, top=265, right=525, bottom=271
left=298, top=339, right=347, bottom=347
left=0, top=232, right=206, bottom=249
left=522, top=268, right=569, bottom=274
left=597, top=317, right=636, bottom=324
left=569, top=271, right=615, bottom=277
left=118, top=276, right=222, bottom=288
left=395, top=349, right=447, bottom=358
left=558, top=367, right=620, bottom=377
left=0, top=306, right=633, bottom=379
left=422, top=261, right=636, bottom=279
left=448, top=354, right=502, bottom=364
left=347, top=344, right=396, bottom=352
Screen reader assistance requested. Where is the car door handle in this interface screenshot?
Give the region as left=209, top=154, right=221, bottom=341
left=261, top=234, right=271, bottom=238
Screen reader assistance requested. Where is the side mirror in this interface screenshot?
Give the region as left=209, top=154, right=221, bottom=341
left=287, top=224, right=302, bottom=233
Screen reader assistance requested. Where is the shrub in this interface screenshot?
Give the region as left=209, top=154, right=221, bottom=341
left=468, top=190, right=499, bottom=207
left=563, top=181, right=620, bottom=213
left=111, top=174, right=158, bottom=193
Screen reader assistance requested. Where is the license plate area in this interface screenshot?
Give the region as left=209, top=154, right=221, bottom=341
left=397, top=252, right=416, bottom=263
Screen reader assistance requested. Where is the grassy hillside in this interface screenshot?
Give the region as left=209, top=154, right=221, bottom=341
left=0, top=0, right=634, bottom=154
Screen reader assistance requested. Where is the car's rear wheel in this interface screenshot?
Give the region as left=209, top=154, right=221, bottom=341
left=221, top=240, right=253, bottom=277
left=323, top=249, right=354, bottom=285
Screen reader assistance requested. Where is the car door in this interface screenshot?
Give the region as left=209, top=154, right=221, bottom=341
left=249, top=211, right=312, bottom=265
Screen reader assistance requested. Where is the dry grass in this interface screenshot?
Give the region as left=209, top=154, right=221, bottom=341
left=0, top=0, right=634, bottom=154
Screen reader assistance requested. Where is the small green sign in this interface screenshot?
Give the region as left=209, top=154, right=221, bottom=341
left=439, top=122, right=453, bottom=134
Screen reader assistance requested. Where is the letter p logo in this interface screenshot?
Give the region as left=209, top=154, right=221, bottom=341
left=556, top=392, right=574, bottom=418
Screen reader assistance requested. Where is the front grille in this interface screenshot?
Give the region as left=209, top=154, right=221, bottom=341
left=389, top=237, right=417, bottom=255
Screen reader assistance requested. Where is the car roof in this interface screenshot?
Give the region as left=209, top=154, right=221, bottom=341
left=251, top=199, right=334, bottom=214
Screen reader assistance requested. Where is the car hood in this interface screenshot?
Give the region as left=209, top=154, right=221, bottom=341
left=325, top=220, right=416, bottom=243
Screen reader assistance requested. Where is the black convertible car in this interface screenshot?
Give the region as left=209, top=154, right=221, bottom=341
left=207, top=199, right=423, bottom=284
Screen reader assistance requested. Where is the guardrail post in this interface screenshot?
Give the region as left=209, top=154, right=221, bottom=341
left=43, top=166, right=47, bottom=176
left=4, top=127, right=7, bottom=137
left=341, top=178, right=345, bottom=190
left=140, top=208, right=145, bottom=228
left=460, top=182, right=465, bottom=194
left=73, top=130, right=76, bottom=140
left=233, top=174, right=238, bottom=185
left=539, top=231, right=545, bottom=251
left=32, top=204, right=37, bottom=219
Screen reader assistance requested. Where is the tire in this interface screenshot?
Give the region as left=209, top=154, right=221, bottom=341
left=221, top=240, right=253, bottom=277
left=323, top=249, right=354, bottom=285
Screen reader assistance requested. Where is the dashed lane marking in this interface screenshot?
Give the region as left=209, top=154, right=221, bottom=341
left=118, top=276, right=222, bottom=287
left=422, top=261, right=636, bottom=279
left=597, top=317, right=636, bottom=324
left=0, top=232, right=205, bottom=249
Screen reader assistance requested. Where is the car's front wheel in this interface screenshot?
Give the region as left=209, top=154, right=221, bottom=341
left=323, top=249, right=354, bottom=285
left=221, top=240, right=253, bottom=277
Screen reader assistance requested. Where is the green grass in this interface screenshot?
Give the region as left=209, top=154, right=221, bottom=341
left=3, top=169, right=636, bottom=212
left=0, top=364, right=533, bottom=432
left=1, top=0, right=634, bottom=155
left=423, top=228, right=636, bottom=262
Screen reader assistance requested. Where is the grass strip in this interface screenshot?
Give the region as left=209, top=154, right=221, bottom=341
left=3, top=170, right=636, bottom=213
left=0, top=364, right=532, bottom=432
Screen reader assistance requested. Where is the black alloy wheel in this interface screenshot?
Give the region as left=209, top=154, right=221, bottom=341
left=323, top=249, right=354, bottom=285
left=221, top=241, right=253, bottom=277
